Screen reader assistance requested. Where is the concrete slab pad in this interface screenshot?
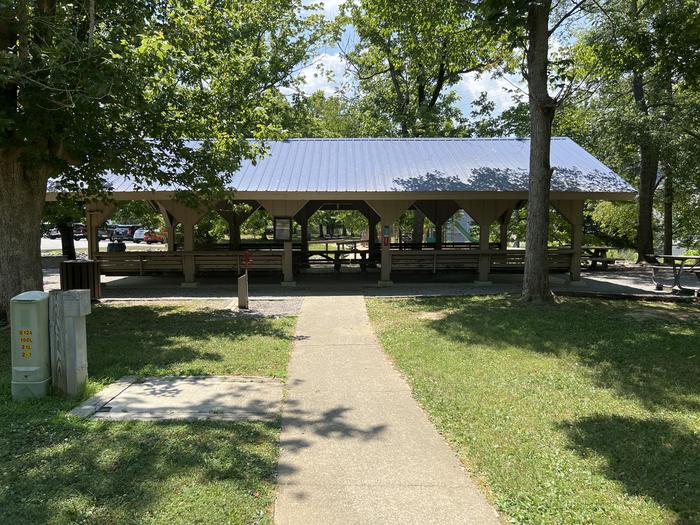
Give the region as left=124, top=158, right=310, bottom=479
left=75, top=376, right=283, bottom=422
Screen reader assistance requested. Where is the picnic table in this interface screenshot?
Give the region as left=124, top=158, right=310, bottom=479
left=582, top=246, right=615, bottom=270
left=648, top=254, right=700, bottom=295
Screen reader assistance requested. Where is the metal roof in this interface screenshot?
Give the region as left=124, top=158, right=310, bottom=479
left=57, top=138, right=637, bottom=195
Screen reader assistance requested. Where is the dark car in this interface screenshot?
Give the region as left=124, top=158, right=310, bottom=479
left=72, top=223, right=87, bottom=240
left=110, top=224, right=142, bottom=241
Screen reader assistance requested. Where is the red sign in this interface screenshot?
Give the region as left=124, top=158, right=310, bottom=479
left=243, top=250, right=253, bottom=268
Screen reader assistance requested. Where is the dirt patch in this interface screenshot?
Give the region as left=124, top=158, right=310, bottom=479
left=416, top=311, right=449, bottom=321
left=624, top=307, right=700, bottom=323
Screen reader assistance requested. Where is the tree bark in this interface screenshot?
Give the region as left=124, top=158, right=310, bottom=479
left=663, top=169, right=673, bottom=255
left=58, top=222, right=76, bottom=260
left=522, top=0, right=555, bottom=303
left=0, top=150, right=51, bottom=323
left=412, top=209, right=425, bottom=244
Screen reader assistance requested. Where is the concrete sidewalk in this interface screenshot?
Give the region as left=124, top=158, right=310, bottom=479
left=275, top=295, right=499, bottom=525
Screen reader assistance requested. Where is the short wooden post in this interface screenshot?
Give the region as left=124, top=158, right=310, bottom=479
left=238, top=272, right=249, bottom=309
left=282, top=241, right=295, bottom=286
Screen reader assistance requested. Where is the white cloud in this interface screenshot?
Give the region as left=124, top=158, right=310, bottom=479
left=289, top=52, right=349, bottom=96
left=319, top=0, right=344, bottom=18
left=456, top=72, right=526, bottom=115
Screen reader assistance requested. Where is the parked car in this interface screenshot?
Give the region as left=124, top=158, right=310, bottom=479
left=144, top=230, right=166, bottom=244
left=132, top=228, right=147, bottom=243
left=72, top=223, right=87, bottom=240
left=110, top=224, right=142, bottom=241
left=45, top=227, right=60, bottom=239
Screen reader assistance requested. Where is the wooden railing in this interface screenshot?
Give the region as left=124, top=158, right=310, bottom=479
left=96, top=250, right=284, bottom=276
left=391, top=248, right=573, bottom=273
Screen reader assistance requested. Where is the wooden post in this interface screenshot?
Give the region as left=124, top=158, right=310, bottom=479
left=365, top=200, right=414, bottom=287
left=552, top=200, right=585, bottom=283
left=478, top=222, right=491, bottom=283
left=238, top=273, right=249, bottom=309
left=282, top=241, right=295, bottom=286
left=182, top=220, right=196, bottom=284
left=85, top=202, right=115, bottom=260
left=380, top=224, right=392, bottom=285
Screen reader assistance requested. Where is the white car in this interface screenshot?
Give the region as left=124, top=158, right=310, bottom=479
left=132, top=228, right=147, bottom=243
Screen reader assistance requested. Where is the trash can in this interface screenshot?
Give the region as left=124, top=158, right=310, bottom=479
left=107, top=242, right=126, bottom=252
left=60, top=260, right=101, bottom=301
left=10, top=291, right=51, bottom=400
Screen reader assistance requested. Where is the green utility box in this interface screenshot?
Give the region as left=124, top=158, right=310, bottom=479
left=11, top=291, right=51, bottom=400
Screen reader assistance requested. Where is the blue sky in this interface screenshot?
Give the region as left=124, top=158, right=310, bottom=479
left=294, top=0, right=526, bottom=116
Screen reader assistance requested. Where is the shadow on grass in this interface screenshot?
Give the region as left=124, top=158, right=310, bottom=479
left=86, top=304, right=294, bottom=380
left=403, top=296, right=700, bottom=412
left=0, top=417, right=279, bottom=523
left=561, top=415, right=699, bottom=525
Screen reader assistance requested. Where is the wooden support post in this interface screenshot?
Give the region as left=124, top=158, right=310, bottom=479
left=282, top=241, right=295, bottom=286
left=478, top=222, right=491, bottom=283
left=182, top=220, right=196, bottom=285
left=156, top=200, right=208, bottom=285
left=413, top=200, right=460, bottom=250
left=457, top=200, right=520, bottom=284
left=552, top=200, right=585, bottom=283
left=366, top=201, right=414, bottom=287
left=85, top=201, right=116, bottom=260
left=216, top=202, right=259, bottom=251
left=300, top=217, right=309, bottom=267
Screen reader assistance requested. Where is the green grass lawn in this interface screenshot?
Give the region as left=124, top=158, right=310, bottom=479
left=367, top=296, right=699, bottom=525
left=0, top=302, right=296, bottom=524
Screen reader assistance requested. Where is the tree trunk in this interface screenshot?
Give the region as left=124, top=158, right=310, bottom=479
left=663, top=169, right=673, bottom=255
left=0, top=150, right=50, bottom=323
left=522, top=0, right=555, bottom=303
left=629, top=0, right=658, bottom=261
left=412, top=209, right=425, bottom=245
left=635, top=133, right=659, bottom=260
left=58, top=222, right=77, bottom=260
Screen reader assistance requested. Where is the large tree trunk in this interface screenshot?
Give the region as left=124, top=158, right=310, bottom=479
left=58, top=222, right=77, bottom=260
left=635, top=132, right=659, bottom=260
left=522, top=0, right=555, bottom=303
left=663, top=169, right=673, bottom=255
left=0, top=150, right=50, bottom=324
left=412, top=209, right=425, bottom=245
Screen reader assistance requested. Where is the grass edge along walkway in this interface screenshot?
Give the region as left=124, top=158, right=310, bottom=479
left=0, top=301, right=296, bottom=524
left=367, top=295, right=699, bottom=525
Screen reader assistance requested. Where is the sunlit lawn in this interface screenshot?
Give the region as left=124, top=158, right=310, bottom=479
left=367, top=296, right=699, bottom=525
left=0, top=302, right=296, bottom=524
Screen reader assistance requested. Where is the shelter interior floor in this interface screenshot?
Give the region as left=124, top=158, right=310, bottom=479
left=41, top=265, right=699, bottom=301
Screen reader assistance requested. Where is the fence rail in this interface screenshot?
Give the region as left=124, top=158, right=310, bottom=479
left=96, top=250, right=284, bottom=276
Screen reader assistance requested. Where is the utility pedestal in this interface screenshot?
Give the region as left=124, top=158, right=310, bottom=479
left=49, top=289, right=91, bottom=398
left=10, top=291, right=51, bottom=400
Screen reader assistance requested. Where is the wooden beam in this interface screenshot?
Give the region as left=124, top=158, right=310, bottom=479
left=258, top=199, right=308, bottom=218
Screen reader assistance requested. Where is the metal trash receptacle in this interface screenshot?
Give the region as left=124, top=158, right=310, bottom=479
left=60, top=260, right=101, bottom=301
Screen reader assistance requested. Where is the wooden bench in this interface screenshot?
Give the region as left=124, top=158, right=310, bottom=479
left=391, top=252, right=480, bottom=272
